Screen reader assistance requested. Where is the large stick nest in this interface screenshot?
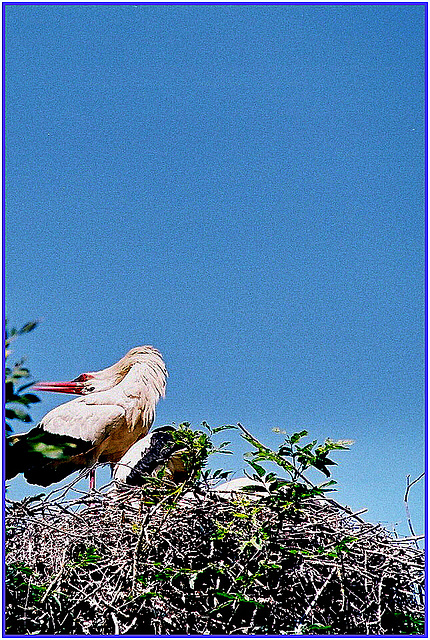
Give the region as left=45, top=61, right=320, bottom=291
left=5, top=476, right=424, bottom=636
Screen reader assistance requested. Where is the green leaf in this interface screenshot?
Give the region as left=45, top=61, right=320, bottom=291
left=264, top=472, right=277, bottom=483
left=216, top=591, right=264, bottom=608
left=306, top=624, right=332, bottom=632
left=290, top=430, right=308, bottom=444
left=20, top=393, right=41, bottom=404
left=77, top=545, right=101, bottom=566
left=319, top=479, right=337, bottom=487
left=240, top=483, right=268, bottom=493
left=212, top=470, right=232, bottom=481
left=212, top=425, right=237, bottom=433
left=248, top=460, right=266, bottom=478
left=8, top=393, right=41, bottom=407
left=18, top=321, right=38, bottom=335
left=5, top=408, right=32, bottom=422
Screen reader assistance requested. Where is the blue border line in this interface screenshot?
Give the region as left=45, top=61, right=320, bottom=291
left=1, top=635, right=427, bottom=639
left=424, top=2, right=429, bottom=638
left=0, top=1, right=429, bottom=5
left=2, top=1, right=427, bottom=638
left=2, top=1, right=7, bottom=638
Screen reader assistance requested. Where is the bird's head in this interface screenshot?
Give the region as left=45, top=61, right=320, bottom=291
left=32, top=346, right=167, bottom=396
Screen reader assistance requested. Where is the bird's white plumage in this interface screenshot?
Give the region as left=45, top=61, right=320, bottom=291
left=39, top=353, right=166, bottom=454
left=50, top=349, right=163, bottom=426
left=7, top=346, right=168, bottom=483
left=41, top=401, right=126, bottom=443
left=211, top=477, right=269, bottom=500
left=113, top=435, right=152, bottom=483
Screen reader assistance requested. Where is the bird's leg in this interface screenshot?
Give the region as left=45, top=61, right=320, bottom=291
left=89, top=468, right=96, bottom=491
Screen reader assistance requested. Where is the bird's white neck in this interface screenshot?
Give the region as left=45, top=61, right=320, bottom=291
left=117, top=362, right=166, bottom=404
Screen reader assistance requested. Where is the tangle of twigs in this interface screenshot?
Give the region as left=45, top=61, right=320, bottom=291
left=5, top=475, right=424, bottom=635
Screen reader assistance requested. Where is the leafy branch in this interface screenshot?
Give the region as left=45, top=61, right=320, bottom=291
left=234, top=423, right=367, bottom=524
left=5, top=321, right=40, bottom=435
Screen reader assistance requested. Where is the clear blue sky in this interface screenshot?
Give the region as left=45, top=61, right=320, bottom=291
left=5, top=3, right=426, bottom=537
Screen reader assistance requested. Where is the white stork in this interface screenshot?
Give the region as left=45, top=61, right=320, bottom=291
left=210, top=477, right=269, bottom=501
left=6, top=346, right=167, bottom=488
left=113, top=433, right=268, bottom=502
left=113, top=426, right=186, bottom=486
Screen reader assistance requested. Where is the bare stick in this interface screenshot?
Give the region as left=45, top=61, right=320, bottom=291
left=404, top=472, right=424, bottom=545
left=295, top=566, right=337, bottom=632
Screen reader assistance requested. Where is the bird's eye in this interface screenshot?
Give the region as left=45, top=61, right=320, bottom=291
left=73, top=373, right=93, bottom=382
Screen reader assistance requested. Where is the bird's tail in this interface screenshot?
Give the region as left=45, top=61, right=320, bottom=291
left=6, top=426, right=90, bottom=486
left=6, top=432, right=29, bottom=480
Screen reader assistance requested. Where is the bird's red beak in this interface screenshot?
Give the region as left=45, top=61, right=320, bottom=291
left=32, top=379, right=88, bottom=395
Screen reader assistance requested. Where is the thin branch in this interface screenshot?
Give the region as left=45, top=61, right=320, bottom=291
left=404, top=472, right=425, bottom=503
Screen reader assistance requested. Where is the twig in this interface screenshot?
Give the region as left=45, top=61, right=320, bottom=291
left=294, top=567, right=337, bottom=632
left=404, top=472, right=425, bottom=545
left=404, top=472, right=425, bottom=503
left=110, top=610, right=120, bottom=633
left=131, top=485, right=185, bottom=592
left=40, top=547, right=68, bottom=603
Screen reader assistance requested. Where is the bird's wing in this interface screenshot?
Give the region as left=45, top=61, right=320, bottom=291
left=41, top=399, right=126, bottom=443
